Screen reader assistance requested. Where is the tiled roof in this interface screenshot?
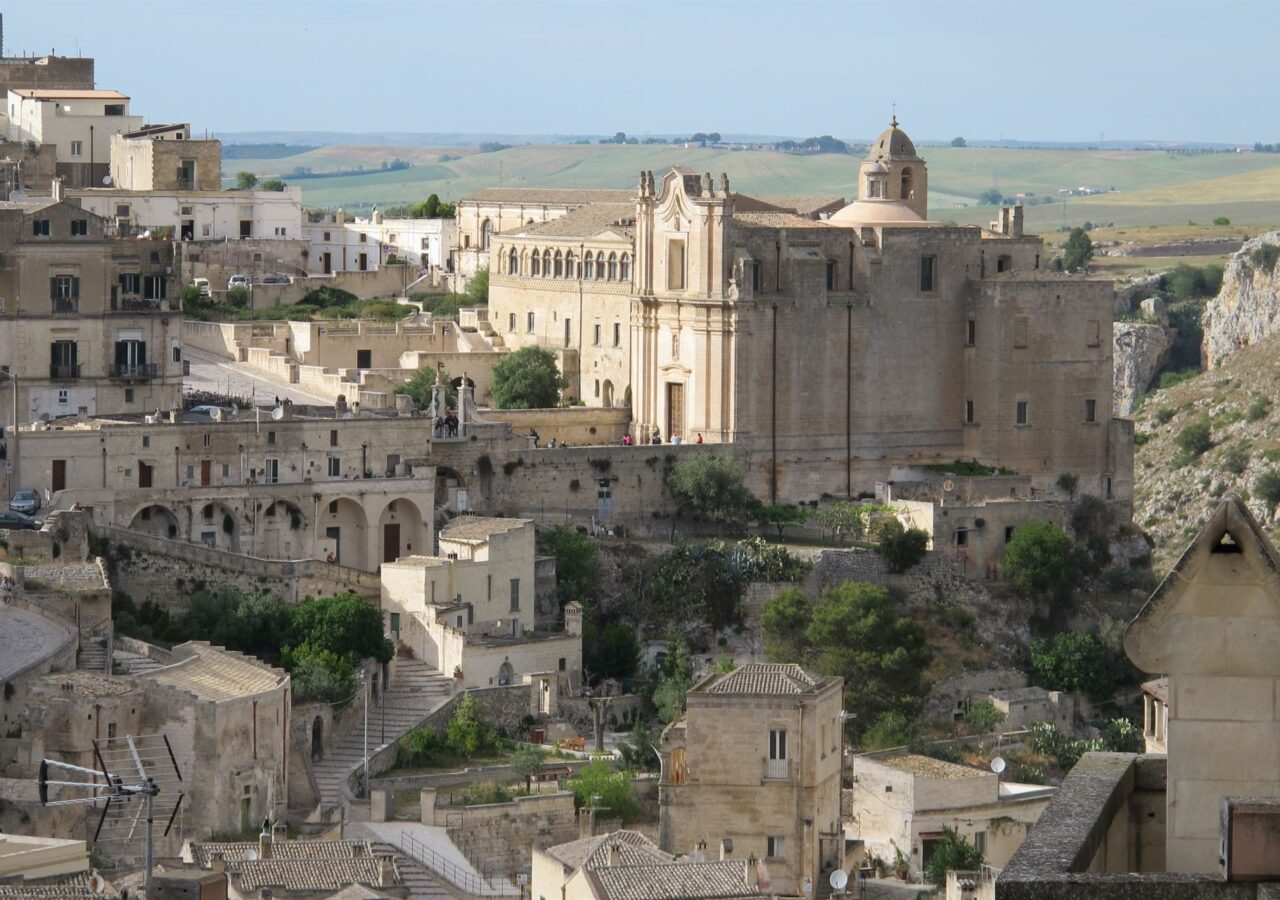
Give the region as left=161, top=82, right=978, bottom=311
left=143, top=643, right=284, bottom=702
left=189, top=840, right=373, bottom=868
left=234, top=858, right=395, bottom=892
left=512, top=204, right=636, bottom=240
left=732, top=211, right=835, bottom=229
left=464, top=188, right=634, bottom=205
left=875, top=753, right=988, bottom=779
left=701, top=663, right=821, bottom=695
left=588, top=860, right=755, bottom=900
left=440, top=516, right=530, bottom=542
left=759, top=195, right=848, bottom=217
left=546, top=831, right=670, bottom=870
left=31, top=671, right=135, bottom=699
left=0, top=873, right=111, bottom=899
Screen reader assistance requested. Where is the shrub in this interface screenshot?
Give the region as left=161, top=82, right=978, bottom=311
left=861, top=711, right=918, bottom=750
left=1153, top=407, right=1177, bottom=424
left=1255, top=469, right=1280, bottom=514
left=1159, top=369, right=1199, bottom=391
left=1174, top=421, right=1212, bottom=458
left=398, top=725, right=448, bottom=769
left=289, top=645, right=356, bottom=703
left=1250, top=243, right=1280, bottom=273
left=876, top=518, right=929, bottom=573
left=1222, top=445, right=1250, bottom=475
left=567, top=759, right=640, bottom=820
left=666, top=455, right=752, bottom=523
left=1247, top=396, right=1272, bottom=423
left=925, top=827, right=983, bottom=889
left=445, top=693, right=502, bottom=758
left=1214, top=216, right=1231, bottom=226
left=963, top=700, right=1006, bottom=734
left=1002, top=522, right=1075, bottom=602
left=1029, top=632, right=1114, bottom=699
left=1102, top=717, right=1144, bottom=753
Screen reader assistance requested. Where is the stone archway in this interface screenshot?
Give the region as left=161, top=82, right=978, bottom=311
left=498, top=661, right=513, bottom=687
left=602, top=380, right=615, bottom=408
left=320, top=497, right=368, bottom=569
left=258, top=500, right=306, bottom=559
left=435, top=467, right=467, bottom=513
left=129, top=504, right=180, bottom=540
left=378, top=497, right=425, bottom=565
left=194, top=501, right=239, bottom=552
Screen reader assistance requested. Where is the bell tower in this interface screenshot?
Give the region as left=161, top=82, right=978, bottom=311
left=859, top=116, right=928, bottom=219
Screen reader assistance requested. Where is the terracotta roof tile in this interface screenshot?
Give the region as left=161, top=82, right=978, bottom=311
left=589, top=860, right=755, bottom=900
left=440, top=516, right=530, bottom=542
left=700, top=663, right=823, bottom=695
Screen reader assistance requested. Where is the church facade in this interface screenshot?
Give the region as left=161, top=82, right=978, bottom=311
left=478, top=121, right=1131, bottom=503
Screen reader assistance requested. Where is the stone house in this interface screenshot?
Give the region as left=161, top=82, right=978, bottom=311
left=658, top=663, right=843, bottom=897
left=3, top=89, right=142, bottom=187
left=847, top=750, right=1054, bottom=879
left=305, top=208, right=455, bottom=275
left=184, top=835, right=405, bottom=900
left=379, top=517, right=580, bottom=691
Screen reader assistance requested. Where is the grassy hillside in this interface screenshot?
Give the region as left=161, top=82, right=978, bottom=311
left=223, top=143, right=1280, bottom=228
left=1133, top=333, right=1280, bottom=570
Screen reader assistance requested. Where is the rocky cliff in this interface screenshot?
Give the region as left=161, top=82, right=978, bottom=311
left=1114, top=321, right=1173, bottom=416
left=1202, top=232, right=1280, bottom=368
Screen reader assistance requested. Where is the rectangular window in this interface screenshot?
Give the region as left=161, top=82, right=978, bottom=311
left=330, top=429, right=339, bottom=447
left=667, top=240, right=686, bottom=291
left=769, top=729, right=787, bottom=760
left=965, top=399, right=974, bottom=424
left=1014, top=317, right=1028, bottom=348
left=143, top=275, right=168, bottom=300
left=323, top=231, right=331, bottom=242
left=203, top=433, right=211, bottom=448
left=920, top=255, right=936, bottom=292
left=1016, top=400, right=1029, bottom=426
left=57, top=389, right=68, bottom=404
left=119, top=273, right=141, bottom=294
left=104, top=103, right=125, bottom=116
left=1005, top=526, right=1015, bottom=543
left=70, top=219, right=88, bottom=236
left=613, top=323, right=621, bottom=347
left=564, top=318, right=572, bottom=348
left=751, top=261, right=762, bottom=292
left=509, top=578, right=520, bottom=611
left=966, top=318, right=976, bottom=346
left=766, top=837, right=786, bottom=860
left=32, top=219, right=50, bottom=236
left=1085, top=398, right=1097, bottom=423
left=956, top=529, right=968, bottom=547
left=70, top=140, right=83, bottom=157
left=264, top=458, right=280, bottom=484
left=825, top=260, right=836, bottom=290
left=527, top=311, right=535, bottom=334
left=593, top=324, right=601, bottom=346
left=329, top=500, right=338, bottom=514
left=508, top=313, right=516, bottom=333
left=328, top=457, right=341, bottom=477
left=359, top=233, right=368, bottom=243
left=267, top=430, right=276, bottom=445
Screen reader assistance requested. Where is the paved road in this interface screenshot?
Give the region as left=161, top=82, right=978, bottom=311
left=182, top=345, right=333, bottom=406
left=0, top=605, right=73, bottom=682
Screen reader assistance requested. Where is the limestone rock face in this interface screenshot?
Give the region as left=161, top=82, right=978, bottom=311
left=1114, top=273, right=1164, bottom=315
left=1203, top=232, right=1280, bottom=368
left=1113, top=322, right=1173, bottom=416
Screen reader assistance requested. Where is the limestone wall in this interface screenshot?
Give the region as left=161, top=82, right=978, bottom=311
left=424, top=790, right=577, bottom=878
left=482, top=407, right=631, bottom=446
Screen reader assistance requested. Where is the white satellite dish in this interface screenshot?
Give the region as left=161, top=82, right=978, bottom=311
left=101, top=175, right=112, bottom=186
left=990, top=756, right=1007, bottom=775
left=244, top=849, right=258, bottom=862
left=829, top=869, right=848, bottom=890
left=88, top=873, right=107, bottom=894
left=942, top=479, right=955, bottom=492
left=270, top=406, right=285, bottom=420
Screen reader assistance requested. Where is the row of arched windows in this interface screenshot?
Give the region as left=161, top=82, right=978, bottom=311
left=505, top=247, right=630, bottom=282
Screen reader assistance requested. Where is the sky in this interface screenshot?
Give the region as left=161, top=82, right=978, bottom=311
left=5, top=0, right=1276, bottom=144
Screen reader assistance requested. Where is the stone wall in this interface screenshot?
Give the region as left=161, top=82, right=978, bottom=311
left=482, top=407, right=632, bottom=446
left=94, top=524, right=380, bottom=608
left=423, top=789, right=577, bottom=878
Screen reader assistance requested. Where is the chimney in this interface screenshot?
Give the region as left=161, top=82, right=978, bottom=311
left=745, top=855, right=759, bottom=890
left=258, top=822, right=273, bottom=860
left=579, top=805, right=596, bottom=839
left=210, top=855, right=225, bottom=873
left=1011, top=204, right=1025, bottom=238
left=720, top=838, right=733, bottom=861
left=608, top=842, right=621, bottom=867
left=378, top=856, right=395, bottom=887
left=51, top=177, right=62, bottom=202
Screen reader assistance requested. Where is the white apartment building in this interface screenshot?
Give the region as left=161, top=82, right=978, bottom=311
left=305, top=210, right=454, bottom=274
left=4, top=89, right=143, bottom=187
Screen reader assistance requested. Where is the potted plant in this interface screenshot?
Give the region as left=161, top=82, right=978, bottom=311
left=453, top=665, right=463, bottom=680
left=892, top=847, right=909, bottom=880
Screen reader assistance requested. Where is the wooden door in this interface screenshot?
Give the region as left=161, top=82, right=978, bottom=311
left=383, top=523, right=400, bottom=563
left=138, top=461, right=152, bottom=488
left=666, top=382, right=685, bottom=441
left=52, top=459, right=66, bottom=492
left=200, top=459, right=211, bottom=486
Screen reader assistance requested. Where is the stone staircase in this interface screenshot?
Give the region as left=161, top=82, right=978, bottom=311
left=312, top=658, right=453, bottom=810
left=113, top=648, right=165, bottom=676
left=76, top=633, right=110, bottom=673
left=369, top=841, right=455, bottom=900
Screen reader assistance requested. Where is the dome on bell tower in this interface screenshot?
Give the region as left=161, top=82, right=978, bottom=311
left=868, top=115, right=920, bottom=161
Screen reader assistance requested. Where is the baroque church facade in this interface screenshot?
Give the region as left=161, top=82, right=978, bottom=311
left=470, top=121, right=1131, bottom=503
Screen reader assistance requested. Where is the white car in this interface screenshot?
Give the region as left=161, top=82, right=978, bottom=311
left=192, top=277, right=211, bottom=297
left=228, top=274, right=250, bottom=290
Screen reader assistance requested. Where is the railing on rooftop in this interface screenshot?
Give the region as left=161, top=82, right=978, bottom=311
left=49, top=364, right=81, bottom=379
left=51, top=298, right=77, bottom=314
left=397, top=830, right=519, bottom=897
left=111, top=363, right=158, bottom=379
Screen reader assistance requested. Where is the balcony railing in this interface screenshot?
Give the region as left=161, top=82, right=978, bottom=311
left=111, top=363, right=157, bottom=379
left=765, top=758, right=790, bottom=780
left=52, top=298, right=78, bottom=314
left=118, top=296, right=165, bottom=312
left=49, top=364, right=81, bottom=379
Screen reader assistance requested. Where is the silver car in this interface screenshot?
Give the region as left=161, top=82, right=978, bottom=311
left=9, top=489, right=40, bottom=515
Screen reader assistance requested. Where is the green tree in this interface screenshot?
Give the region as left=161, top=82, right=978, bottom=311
left=288, top=645, right=356, bottom=703
left=398, top=725, right=447, bottom=768
left=617, top=720, right=660, bottom=772
left=396, top=366, right=456, bottom=411
left=1175, top=420, right=1212, bottom=458
left=1256, top=469, right=1280, bottom=515
left=491, top=345, right=566, bottom=409
left=537, top=525, right=599, bottom=605
left=584, top=622, right=641, bottom=683
left=652, top=639, right=694, bottom=723
left=876, top=519, right=929, bottom=573
left=467, top=267, right=489, bottom=304
left=1102, top=717, right=1143, bottom=753
left=180, top=587, right=291, bottom=660
left=754, top=502, right=809, bottom=538
left=259, top=178, right=287, bottom=191
left=287, top=592, right=393, bottom=665
left=925, top=827, right=983, bottom=888
left=1029, top=631, right=1114, bottom=699
left=1056, top=472, right=1078, bottom=498
left=235, top=171, right=259, bottom=189
left=1002, top=522, right=1075, bottom=602
left=861, top=711, right=918, bottom=750
left=950, top=136, right=967, bottom=148
left=978, top=188, right=1003, bottom=205
left=760, top=588, right=813, bottom=663
left=567, top=759, right=639, bottom=820
left=1214, top=216, right=1231, bottom=226
left=445, top=693, right=501, bottom=758
left=510, top=746, right=546, bottom=793
left=665, top=454, right=751, bottom=524
left=812, top=501, right=862, bottom=542
left=1062, top=227, right=1093, bottom=272
left=963, top=700, right=1006, bottom=734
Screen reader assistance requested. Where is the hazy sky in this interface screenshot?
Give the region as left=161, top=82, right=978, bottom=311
left=5, top=0, right=1273, bottom=143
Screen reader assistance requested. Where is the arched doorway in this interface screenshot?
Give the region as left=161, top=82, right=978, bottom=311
left=498, top=661, right=513, bottom=686
left=320, top=498, right=368, bottom=570
left=900, top=166, right=914, bottom=200
left=311, top=716, right=324, bottom=761
left=259, top=500, right=305, bottom=559
left=435, top=467, right=467, bottom=513
left=602, top=380, right=614, bottom=408
left=378, top=497, right=425, bottom=564
left=194, top=501, right=239, bottom=552
left=129, top=504, right=180, bottom=540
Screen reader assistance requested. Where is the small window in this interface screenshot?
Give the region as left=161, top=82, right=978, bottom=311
left=329, top=500, right=338, bottom=514
left=115, top=204, right=130, bottom=218
left=70, top=219, right=88, bottom=236
left=751, top=261, right=762, bottom=292
left=119, top=273, right=141, bottom=294
left=766, top=837, right=786, bottom=860
left=359, top=233, right=368, bottom=243
left=825, top=260, right=836, bottom=290
left=593, top=324, right=601, bottom=346
left=527, top=311, right=535, bottom=334
left=920, top=255, right=936, bottom=292
left=613, top=323, right=621, bottom=347
left=203, top=433, right=212, bottom=448
left=996, top=254, right=1012, bottom=273
left=172, top=345, right=182, bottom=363
left=141, top=434, right=148, bottom=447
left=32, top=219, right=50, bottom=236
left=769, top=729, right=787, bottom=760
left=57, top=389, right=68, bottom=404
left=328, top=457, right=341, bottom=477
left=509, top=578, right=520, bottom=611
left=508, top=312, right=516, bottom=333
left=1085, top=398, right=1097, bottom=423
left=323, top=231, right=331, bottom=242
left=1005, top=526, right=1015, bottom=543
left=965, top=399, right=974, bottom=424
left=330, top=429, right=338, bottom=447
left=966, top=318, right=976, bottom=346
left=956, top=529, right=969, bottom=547
left=1016, top=400, right=1029, bottom=426
left=267, top=430, right=276, bottom=445
left=70, top=140, right=83, bottom=157
left=559, top=657, right=566, bottom=671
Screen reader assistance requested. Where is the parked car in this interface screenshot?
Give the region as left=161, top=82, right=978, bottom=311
left=192, top=277, right=211, bottom=297
left=0, top=511, right=38, bottom=531
left=188, top=404, right=230, bottom=418
left=9, top=489, right=41, bottom=515
left=259, top=274, right=290, bottom=284
left=228, top=274, right=250, bottom=290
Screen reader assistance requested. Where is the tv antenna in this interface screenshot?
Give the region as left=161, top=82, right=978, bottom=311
left=39, top=733, right=185, bottom=899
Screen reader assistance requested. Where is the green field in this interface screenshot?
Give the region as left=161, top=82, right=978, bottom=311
left=223, top=144, right=1280, bottom=229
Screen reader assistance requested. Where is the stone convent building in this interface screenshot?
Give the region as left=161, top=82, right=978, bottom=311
left=471, top=120, right=1131, bottom=503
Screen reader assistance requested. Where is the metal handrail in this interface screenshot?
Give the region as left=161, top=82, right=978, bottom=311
left=397, top=830, right=519, bottom=896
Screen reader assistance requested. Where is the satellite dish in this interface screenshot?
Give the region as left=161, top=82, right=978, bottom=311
left=942, top=479, right=955, bottom=492
left=829, top=870, right=848, bottom=890
left=101, top=175, right=112, bottom=186
left=270, top=406, right=285, bottom=420
left=244, top=849, right=258, bottom=862
left=990, top=756, right=1007, bottom=775
left=88, top=873, right=107, bottom=894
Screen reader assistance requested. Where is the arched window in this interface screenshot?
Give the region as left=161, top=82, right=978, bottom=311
left=900, top=167, right=914, bottom=200
left=508, top=247, right=519, bottom=275
left=481, top=219, right=492, bottom=250
left=584, top=251, right=595, bottom=280
left=565, top=250, right=575, bottom=279
left=553, top=249, right=563, bottom=278
left=530, top=249, right=541, bottom=277
left=542, top=248, right=552, bottom=278
left=619, top=253, right=631, bottom=282
left=607, top=252, right=618, bottom=281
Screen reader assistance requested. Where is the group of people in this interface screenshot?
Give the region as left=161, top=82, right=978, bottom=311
left=621, top=430, right=703, bottom=446
left=434, top=412, right=459, bottom=438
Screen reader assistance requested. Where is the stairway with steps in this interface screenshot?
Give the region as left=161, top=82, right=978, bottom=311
left=312, top=658, right=453, bottom=811
left=76, top=633, right=109, bottom=672
left=113, top=648, right=166, bottom=676
left=368, top=841, right=455, bottom=900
